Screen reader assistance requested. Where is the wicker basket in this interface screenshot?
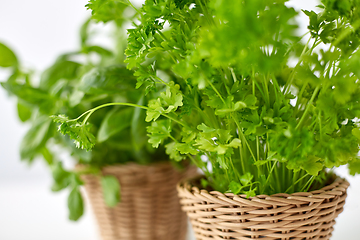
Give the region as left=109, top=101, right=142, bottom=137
left=81, top=162, right=197, bottom=240
left=177, top=175, right=349, bottom=240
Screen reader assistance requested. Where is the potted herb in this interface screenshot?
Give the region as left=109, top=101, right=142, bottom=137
left=47, top=0, right=360, bottom=238
left=121, top=0, right=359, bottom=239
left=0, top=2, right=195, bottom=240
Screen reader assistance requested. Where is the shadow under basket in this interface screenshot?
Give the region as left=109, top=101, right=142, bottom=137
left=81, top=162, right=197, bottom=240
left=177, top=175, right=349, bottom=240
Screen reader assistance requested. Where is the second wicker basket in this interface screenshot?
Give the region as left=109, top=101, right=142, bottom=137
left=82, top=162, right=197, bottom=240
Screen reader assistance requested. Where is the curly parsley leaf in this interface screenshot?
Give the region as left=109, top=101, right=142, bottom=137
left=51, top=115, right=96, bottom=151
left=127, top=0, right=360, bottom=196
left=147, top=119, right=171, bottom=148
left=86, top=0, right=131, bottom=25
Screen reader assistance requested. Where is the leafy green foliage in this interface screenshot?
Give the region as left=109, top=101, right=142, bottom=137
left=1, top=81, right=55, bottom=113
left=147, top=120, right=171, bottom=148
left=0, top=42, right=18, bottom=67
left=52, top=115, right=96, bottom=151
left=145, top=82, right=183, bottom=121
left=349, top=158, right=360, bottom=175
left=17, top=101, right=32, bottom=122
left=123, top=0, right=360, bottom=195
left=51, top=162, right=72, bottom=192
left=101, top=175, right=121, bottom=207
left=97, top=107, right=133, bottom=142
left=78, top=66, right=135, bottom=95
left=40, top=60, right=81, bottom=90
left=68, top=186, right=84, bottom=221
left=0, top=9, right=167, bottom=221
left=20, top=116, right=53, bottom=161
left=85, top=0, right=132, bottom=25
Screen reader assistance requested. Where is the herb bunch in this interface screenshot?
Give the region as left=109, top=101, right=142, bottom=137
left=121, top=0, right=360, bottom=196
left=0, top=3, right=166, bottom=220
left=48, top=0, right=360, bottom=197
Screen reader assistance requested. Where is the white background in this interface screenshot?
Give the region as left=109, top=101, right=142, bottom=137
left=0, top=0, right=359, bottom=239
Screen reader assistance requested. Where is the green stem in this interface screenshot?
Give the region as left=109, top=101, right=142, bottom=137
left=128, top=0, right=143, bottom=17
left=155, top=30, right=181, bottom=63
left=232, top=115, right=257, bottom=164
left=300, top=175, right=315, bottom=192
left=197, top=0, right=214, bottom=26
left=262, top=75, right=270, bottom=107
left=150, top=75, right=171, bottom=88
left=284, top=173, right=310, bottom=193
left=263, top=160, right=278, bottom=190
left=76, top=102, right=189, bottom=129
left=294, top=82, right=308, bottom=115
left=206, top=77, right=226, bottom=105
left=230, top=68, right=238, bottom=82
left=81, top=102, right=147, bottom=125
left=295, top=85, right=320, bottom=130
left=283, top=37, right=312, bottom=94
left=332, top=18, right=360, bottom=46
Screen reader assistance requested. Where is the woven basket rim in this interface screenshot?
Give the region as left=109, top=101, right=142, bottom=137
left=101, top=160, right=173, bottom=170
left=77, top=161, right=194, bottom=178
left=76, top=160, right=175, bottom=171
left=177, top=174, right=349, bottom=202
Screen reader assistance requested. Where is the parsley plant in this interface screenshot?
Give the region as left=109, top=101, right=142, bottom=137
left=121, top=0, right=360, bottom=196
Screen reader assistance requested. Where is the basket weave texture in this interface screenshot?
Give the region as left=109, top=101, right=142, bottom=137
left=81, top=162, right=197, bottom=240
left=177, top=175, right=349, bottom=240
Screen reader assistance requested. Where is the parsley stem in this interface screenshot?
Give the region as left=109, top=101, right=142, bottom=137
left=295, top=85, right=320, bottom=130
left=197, top=0, right=214, bottom=26
left=283, top=37, right=312, bottom=94
left=151, top=76, right=171, bottom=87
left=231, top=114, right=258, bottom=168
left=263, top=75, right=270, bottom=107
left=204, top=78, right=255, bottom=166
left=318, top=110, right=322, bottom=142
left=300, top=175, right=315, bottom=192
left=155, top=30, right=180, bottom=63
left=263, top=160, right=278, bottom=190
left=238, top=141, right=246, bottom=174
left=256, top=136, right=259, bottom=162
left=230, top=68, right=237, bottom=82
left=294, top=82, right=308, bottom=114
left=332, top=18, right=360, bottom=46
left=75, top=102, right=189, bottom=130
left=206, top=77, right=226, bottom=105
left=284, top=173, right=310, bottom=193
left=127, top=0, right=143, bottom=17
left=81, top=102, right=147, bottom=125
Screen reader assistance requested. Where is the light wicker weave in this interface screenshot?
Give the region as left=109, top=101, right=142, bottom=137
left=81, top=162, right=197, bottom=240
left=177, top=175, right=349, bottom=240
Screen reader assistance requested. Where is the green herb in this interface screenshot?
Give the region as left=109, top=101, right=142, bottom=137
left=0, top=42, right=18, bottom=67
left=0, top=7, right=167, bottom=220
left=68, top=186, right=84, bottom=221
left=118, top=0, right=360, bottom=195
left=56, top=0, right=360, bottom=195
left=101, top=175, right=121, bottom=207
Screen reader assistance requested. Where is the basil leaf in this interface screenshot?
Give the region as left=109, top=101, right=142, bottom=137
left=40, top=60, right=81, bottom=90
left=0, top=42, right=17, bottom=67
left=51, top=162, right=71, bottom=192
left=68, top=186, right=84, bottom=221
left=20, top=116, right=52, bottom=161
left=101, top=175, right=121, bottom=207
left=78, top=66, right=134, bottom=94
left=97, top=107, right=133, bottom=142
left=17, top=101, right=32, bottom=122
